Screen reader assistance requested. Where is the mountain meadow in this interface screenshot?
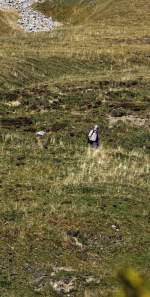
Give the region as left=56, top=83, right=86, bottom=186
left=0, top=0, right=150, bottom=296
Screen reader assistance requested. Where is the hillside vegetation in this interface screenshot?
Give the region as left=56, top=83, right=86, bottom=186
left=0, top=1, right=150, bottom=297
left=0, top=10, right=21, bottom=35
left=34, top=0, right=150, bottom=24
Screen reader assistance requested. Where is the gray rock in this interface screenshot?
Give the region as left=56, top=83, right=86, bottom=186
left=85, top=276, right=100, bottom=285
left=36, top=130, right=46, bottom=137
left=50, top=277, right=77, bottom=294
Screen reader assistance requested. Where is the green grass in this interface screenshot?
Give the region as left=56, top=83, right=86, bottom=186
left=0, top=0, right=150, bottom=296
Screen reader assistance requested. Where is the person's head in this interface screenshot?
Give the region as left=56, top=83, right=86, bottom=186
left=94, top=124, right=99, bottom=131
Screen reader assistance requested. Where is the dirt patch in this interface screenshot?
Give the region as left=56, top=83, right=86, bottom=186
left=1, top=116, right=33, bottom=128
left=61, top=79, right=141, bottom=92
left=108, top=115, right=150, bottom=128
left=108, top=100, right=148, bottom=111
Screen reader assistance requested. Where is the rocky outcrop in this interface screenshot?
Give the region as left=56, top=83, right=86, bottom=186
left=0, top=0, right=58, bottom=32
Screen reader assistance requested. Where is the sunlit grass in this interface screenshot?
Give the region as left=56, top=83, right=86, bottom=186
left=65, top=146, right=150, bottom=187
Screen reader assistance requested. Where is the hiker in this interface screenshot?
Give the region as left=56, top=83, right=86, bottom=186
left=88, top=125, right=99, bottom=149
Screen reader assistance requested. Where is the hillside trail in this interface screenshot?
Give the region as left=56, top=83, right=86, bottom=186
left=0, top=0, right=59, bottom=32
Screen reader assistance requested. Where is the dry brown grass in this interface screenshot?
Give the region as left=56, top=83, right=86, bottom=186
left=65, top=146, right=150, bottom=187
left=0, top=9, right=21, bottom=35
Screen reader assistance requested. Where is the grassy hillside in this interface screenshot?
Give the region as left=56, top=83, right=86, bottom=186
left=0, top=1, right=150, bottom=297
left=33, top=0, right=114, bottom=23
left=0, top=10, right=21, bottom=35
left=34, top=0, right=150, bottom=24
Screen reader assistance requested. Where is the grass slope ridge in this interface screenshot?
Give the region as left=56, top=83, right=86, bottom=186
left=33, top=0, right=115, bottom=23
left=0, top=10, right=21, bottom=35
left=34, top=0, right=150, bottom=24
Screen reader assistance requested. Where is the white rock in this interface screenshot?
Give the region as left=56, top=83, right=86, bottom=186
left=36, top=130, right=46, bottom=137
left=111, top=224, right=119, bottom=231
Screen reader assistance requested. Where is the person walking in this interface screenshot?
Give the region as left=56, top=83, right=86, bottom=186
left=88, top=125, right=99, bottom=149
